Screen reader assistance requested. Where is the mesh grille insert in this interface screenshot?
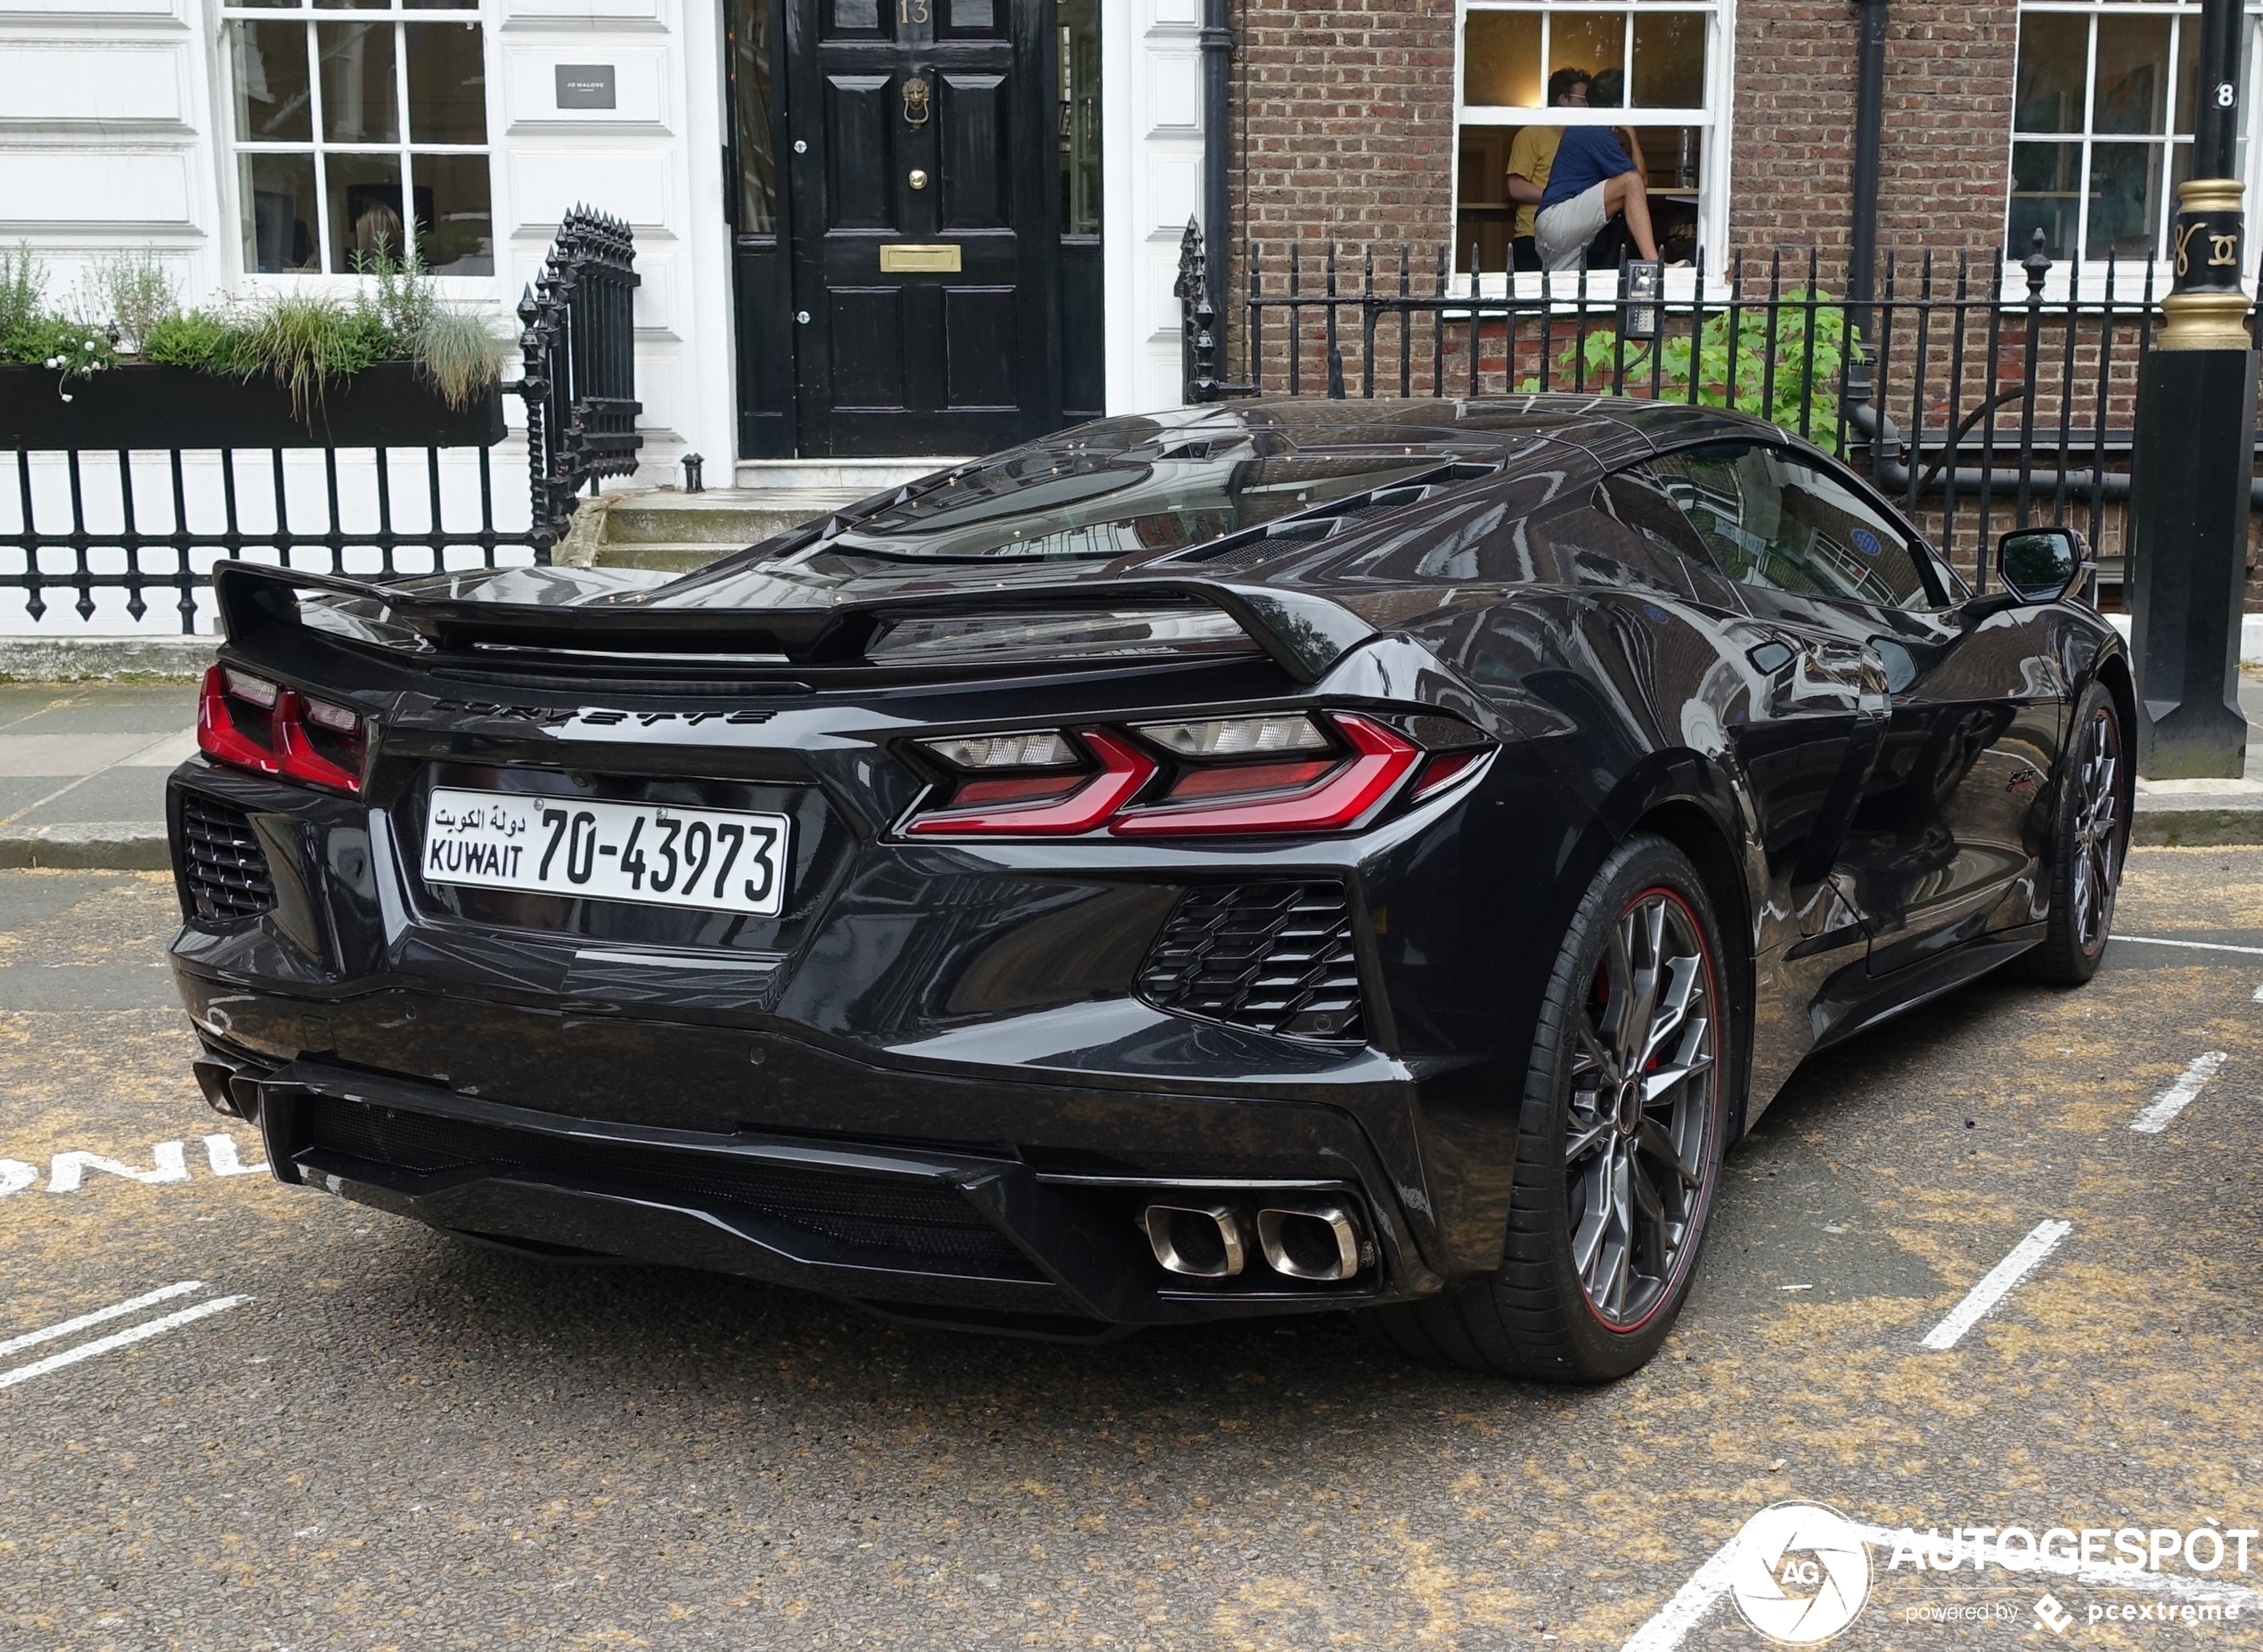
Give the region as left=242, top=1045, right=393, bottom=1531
left=179, top=794, right=276, bottom=922
left=302, top=1096, right=1041, bottom=1278
left=1137, top=881, right=1366, bottom=1043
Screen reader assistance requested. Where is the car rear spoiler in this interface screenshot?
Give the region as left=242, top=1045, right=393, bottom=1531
left=211, top=561, right=1379, bottom=686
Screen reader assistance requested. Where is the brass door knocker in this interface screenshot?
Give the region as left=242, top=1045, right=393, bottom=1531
left=903, top=76, right=932, bottom=127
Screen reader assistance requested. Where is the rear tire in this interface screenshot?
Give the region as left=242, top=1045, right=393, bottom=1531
left=1359, top=832, right=1734, bottom=1381
left=2022, top=681, right=2127, bottom=986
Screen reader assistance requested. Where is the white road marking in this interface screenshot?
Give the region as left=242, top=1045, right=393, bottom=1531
left=202, top=1134, right=266, bottom=1177
left=45, top=1141, right=189, bottom=1192
left=2113, top=934, right=2263, bottom=957
left=0, top=1133, right=267, bottom=1198
left=0, top=1294, right=249, bottom=1393
left=0, top=1280, right=207, bottom=1360
left=2253, top=978, right=2263, bottom=1002
left=2130, top=1051, right=2230, bottom=1135
left=1920, top=1220, right=2073, bottom=1351
left=1619, top=1518, right=2263, bottom=1652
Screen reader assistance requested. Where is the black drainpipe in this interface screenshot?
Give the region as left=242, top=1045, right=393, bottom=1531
left=1202, top=0, right=1233, bottom=331
left=1847, top=0, right=1890, bottom=400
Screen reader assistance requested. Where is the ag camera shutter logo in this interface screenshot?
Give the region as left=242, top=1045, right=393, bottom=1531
left=1728, top=1501, right=1874, bottom=1644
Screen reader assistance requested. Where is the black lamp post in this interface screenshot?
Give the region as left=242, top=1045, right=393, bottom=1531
left=2127, top=0, right=2255, bottom=778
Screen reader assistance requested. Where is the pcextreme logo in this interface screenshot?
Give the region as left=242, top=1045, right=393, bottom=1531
left=1728, top=1501, right=1875, bottom=1644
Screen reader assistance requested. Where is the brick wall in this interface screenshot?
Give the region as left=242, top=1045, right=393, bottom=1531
left=1223, top=2, right=2021, bottom=267
left=1726, top=1, right=2019, bottom=264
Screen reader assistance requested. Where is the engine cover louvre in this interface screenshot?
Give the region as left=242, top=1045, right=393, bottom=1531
left=1136, top=881, right=1366, bottom=1043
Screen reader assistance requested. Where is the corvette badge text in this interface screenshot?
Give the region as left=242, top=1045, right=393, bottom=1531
left=1726, top=1502, right=2253, bottom=1644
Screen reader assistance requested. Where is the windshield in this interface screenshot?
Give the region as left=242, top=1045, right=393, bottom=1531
left=819, top=417, right=1472, bottom=562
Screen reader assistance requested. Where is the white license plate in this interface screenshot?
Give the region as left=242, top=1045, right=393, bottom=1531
left=423, top=787, right=791, bottom=918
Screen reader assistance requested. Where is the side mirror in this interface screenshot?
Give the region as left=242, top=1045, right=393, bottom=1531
left=1994, top=527, right=2089, bottom=604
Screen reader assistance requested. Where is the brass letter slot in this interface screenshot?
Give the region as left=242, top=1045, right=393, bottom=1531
left=879, top=243, right=962, bottom=274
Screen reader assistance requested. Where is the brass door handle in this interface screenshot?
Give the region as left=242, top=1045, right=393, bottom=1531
left=909, top=168, right=929, bottom=191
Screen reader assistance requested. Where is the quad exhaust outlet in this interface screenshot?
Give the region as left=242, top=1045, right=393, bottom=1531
left=1139, top=1195, right=1370, bottom=1283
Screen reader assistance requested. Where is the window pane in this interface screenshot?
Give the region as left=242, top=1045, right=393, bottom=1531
left=411, top=152, right=493, bottom=274
left=2014, top=12, right=2087, bottom=133
left=315, top=0, right=389, bottom=10
left=2094, top=16, right=2169, bottom=135
left=405, top=20, right=485, bottom=143
left=2010, top=141, right=2080, bottom=260
left=2175, top=21, right=2197, bottom=135
left=233, top=21, right=313, bottom=143
left=1057, top=0, right=1100, bottom=236
left=2087, top=140, right=2163, bottom=259
left=734, top=0, right=779, bottom=233
left=1631, top=12, right=1704, bottom=110
left=319, top=21, right=401, bottom=143
left=1548, top=11, right=1625, bottom=92
left=330, top=152, right=406, bottom=270
left=1651, top=445, right=1929, bottom=609
left=1464, top=10, right=1540, bottom=108
left=241, top=151, right=320, bottom=273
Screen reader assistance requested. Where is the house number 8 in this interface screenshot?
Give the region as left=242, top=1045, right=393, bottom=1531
left=899, top=0, right=930, bottom=21
left=2218, top=82, right=2238, bottom=110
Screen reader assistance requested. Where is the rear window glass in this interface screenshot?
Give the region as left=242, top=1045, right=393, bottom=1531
left=819, top=419, right=1485, bottom=561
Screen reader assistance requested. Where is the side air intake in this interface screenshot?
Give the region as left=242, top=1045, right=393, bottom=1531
left=1136, top=881, right=1365, bottom=1043
left=178, top=794, right=277, bottom=923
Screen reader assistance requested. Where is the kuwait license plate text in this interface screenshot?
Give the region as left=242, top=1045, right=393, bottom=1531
left=424, top=787, right=790, bottom=917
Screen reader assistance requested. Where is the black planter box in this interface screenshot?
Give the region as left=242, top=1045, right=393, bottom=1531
left=0, top=359, right=506, bottom=450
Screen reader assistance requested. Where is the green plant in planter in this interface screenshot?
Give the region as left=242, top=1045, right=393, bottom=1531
left=1516, top=292, right=1848, bottom=454
left=94, top=251, right=178, bottom=356
left=228, top=291, right=394, bottom=421
left=354, top=239, right=508, bottom=410
left=8, top=315, right=115, bottom=380
left=143, top=309, right=237, bottom=372
left=0, top=243, right=44, bottom=342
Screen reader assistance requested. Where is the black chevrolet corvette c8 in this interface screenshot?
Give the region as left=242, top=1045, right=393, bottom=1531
left=167, top=396, right=2130, bottom=1381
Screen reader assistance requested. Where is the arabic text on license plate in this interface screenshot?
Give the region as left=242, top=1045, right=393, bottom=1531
left=423, top=788, right=791, bottom=917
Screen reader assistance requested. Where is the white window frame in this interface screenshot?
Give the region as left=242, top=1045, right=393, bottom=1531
left=214, top=0, right=502, bottom=296
left=1450, top=0, right=1736, bottom=295
left=2007, top=0, right=2263, bottom=295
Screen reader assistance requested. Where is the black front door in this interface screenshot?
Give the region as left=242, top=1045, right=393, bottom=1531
left=780, top=0, right=1062, bottom=457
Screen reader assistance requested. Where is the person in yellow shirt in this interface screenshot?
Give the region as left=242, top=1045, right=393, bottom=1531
left=1507, top=68, right=1590, bottom=272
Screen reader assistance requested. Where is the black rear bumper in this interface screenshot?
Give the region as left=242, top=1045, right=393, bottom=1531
left=194, top=1040, right=1441, bottom=1332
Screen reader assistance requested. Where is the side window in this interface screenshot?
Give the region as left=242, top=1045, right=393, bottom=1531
left=1650, top=442, right=1935, bottom=611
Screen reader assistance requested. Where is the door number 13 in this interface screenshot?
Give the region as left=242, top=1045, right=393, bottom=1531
left=899, top=0, right=929, bottom=21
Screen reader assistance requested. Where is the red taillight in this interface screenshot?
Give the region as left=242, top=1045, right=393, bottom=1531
left=907, top=729, right=1156, bottom=835
left=198, top=667, right=281, bottom=776
left=900, top=712, right=1461, bottom=839
left=197, top=666, right=366, bottom=794
left=1109, top=714, right=1420, bottom=837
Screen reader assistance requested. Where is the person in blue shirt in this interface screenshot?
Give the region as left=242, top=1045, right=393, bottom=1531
left=1532, top=69, right=1660, bottom=273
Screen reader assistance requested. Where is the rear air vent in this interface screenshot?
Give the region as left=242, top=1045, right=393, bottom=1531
left=301, top=1097, right=1043, bottom=1280
left=178, top=794, right=276, bottom=923
left=1137, top=881, right=1366, bottom=1043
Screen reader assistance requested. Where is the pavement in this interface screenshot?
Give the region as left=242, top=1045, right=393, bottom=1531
left=2, top=854, right=2263, bottom=1648
left=0, top=683, right=196, bottom=869
left=4, top=676, right=2263, bottom=871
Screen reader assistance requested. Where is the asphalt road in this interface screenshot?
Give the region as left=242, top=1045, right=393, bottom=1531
left=2, top=855, right=2261, bottom=1649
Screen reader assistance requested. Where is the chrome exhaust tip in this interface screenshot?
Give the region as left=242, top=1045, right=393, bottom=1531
left=1256, top=1202, right=1365, bottom=1281
left=1140, top=1203, right=1246, bottom=1278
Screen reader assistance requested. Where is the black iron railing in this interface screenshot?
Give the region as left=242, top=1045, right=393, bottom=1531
left=519, top=206, right=643, bottom=556
left=1177, top=221, right=2263, bottom=592
left=0, top=209, right=644, bottom=633
left=3, top=443, right=525, bottom=632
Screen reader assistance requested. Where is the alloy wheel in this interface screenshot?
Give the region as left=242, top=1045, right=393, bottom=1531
left=1564, top=888, right=1719, bottom=1329
left=2070, top=704, right=2123, bottom=957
